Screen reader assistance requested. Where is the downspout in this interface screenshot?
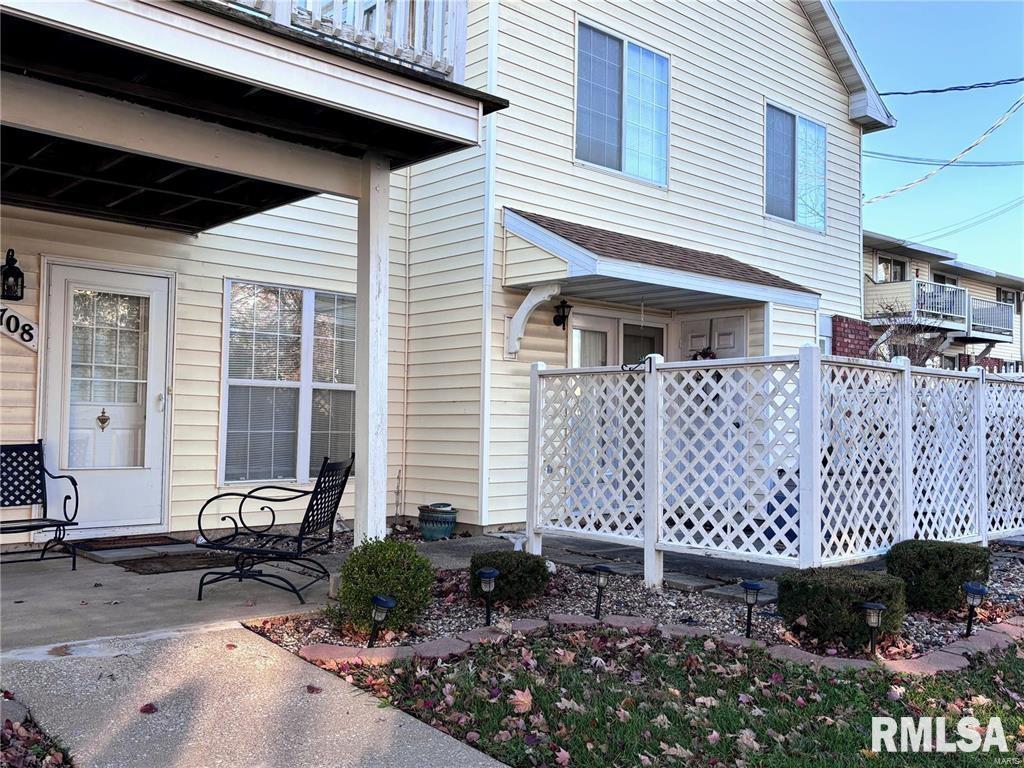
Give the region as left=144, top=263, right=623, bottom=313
left=477, top=0, right=499, bottom=528
left=400, top=167, right=412, bottom=522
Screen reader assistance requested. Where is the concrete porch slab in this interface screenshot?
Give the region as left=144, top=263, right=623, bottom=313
left=1, top=625, right=501, bottom=768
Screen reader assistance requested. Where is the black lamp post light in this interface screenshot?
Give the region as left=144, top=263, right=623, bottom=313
left=592, top=564, right=613, bottom=620
left=740, top=580, right=763, bottom=639
left=477, top=567, right=500, bottom=626
left=368, top=594, right=396, bottom=648
left=861, top=601, right=886, bottom=655
left=963, top=581, right=988, bottom=638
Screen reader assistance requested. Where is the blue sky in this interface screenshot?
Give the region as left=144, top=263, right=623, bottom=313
left=835, top=0, right=1024, bottom=275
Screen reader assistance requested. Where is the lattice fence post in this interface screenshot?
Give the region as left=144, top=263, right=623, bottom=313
left=893, top=356, right=914, bottom=543
left=643, top=354, right=665, bottom=589
left=969, top=366, right=989, bottom=546
left=526, top=361, right=546, bottom=556
left=798, top=344, right=822, bottom=568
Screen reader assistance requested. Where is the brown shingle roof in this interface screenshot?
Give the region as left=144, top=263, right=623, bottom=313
left=509, top=209, right=816, bottom=295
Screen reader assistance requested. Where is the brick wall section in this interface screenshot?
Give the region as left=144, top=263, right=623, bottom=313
left=831, top=315, right=873, bottom=357
left=957, top=354, right=1002, bottom=372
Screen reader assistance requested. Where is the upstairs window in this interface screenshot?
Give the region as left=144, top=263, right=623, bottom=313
left=876, top=255, right=907, bottom=283
left=222, top=281, right=356, bottom=484
left=576, top=24, right=669, bottom=185
left=765, top=104, right=827, bottom=230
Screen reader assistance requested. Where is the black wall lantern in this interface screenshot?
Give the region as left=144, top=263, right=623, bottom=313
left=2, top=249, right=25, bottom=302
left=553, top=299, right=573, bottom=329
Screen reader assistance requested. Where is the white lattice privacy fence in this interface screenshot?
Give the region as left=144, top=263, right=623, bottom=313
left=526, top=347, right=1024, bottom=587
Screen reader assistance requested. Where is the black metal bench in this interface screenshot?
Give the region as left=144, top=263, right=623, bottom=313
left=196, top=454, right=353, bottom=603
left=1, top=440, right=80, bottom=569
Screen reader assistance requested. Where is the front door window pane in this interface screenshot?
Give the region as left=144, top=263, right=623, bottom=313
left=622, top=324, right=663, bottom=365
left=67, top=289, right=149, bottom=468
left=572, top=328, right=609, bottom=367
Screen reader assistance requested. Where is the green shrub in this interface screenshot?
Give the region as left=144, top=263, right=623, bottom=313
left=336, top=538, right=434, bottom=631
left=776, top=567, right=906, bottom=647
left=886, top=539, right=990, bottom=612
left=469, top=550, right=550, bottom=606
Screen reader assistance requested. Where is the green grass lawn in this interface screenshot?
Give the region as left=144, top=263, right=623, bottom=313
left=344, top=630, right=1024, bottom=767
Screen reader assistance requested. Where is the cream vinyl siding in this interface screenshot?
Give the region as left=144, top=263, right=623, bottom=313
left=493, top=0, right=864, bottom=319
left=503, top=234, right=570, bottom=285
left=0, top=187, right=409, bottom=536
left=771, top=305, right=818, bottom=353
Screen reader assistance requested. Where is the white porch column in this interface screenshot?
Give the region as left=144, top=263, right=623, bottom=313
left=354, top=154, right=391, bottom=543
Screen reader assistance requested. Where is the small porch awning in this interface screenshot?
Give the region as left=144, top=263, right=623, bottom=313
left=502, top=208, right=818, bottom=355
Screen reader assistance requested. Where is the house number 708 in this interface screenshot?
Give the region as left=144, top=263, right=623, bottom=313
left=0, top=304, right=39, bottom=351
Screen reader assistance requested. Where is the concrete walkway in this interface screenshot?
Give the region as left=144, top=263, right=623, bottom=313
left=2, top=624, right=503, bottom=768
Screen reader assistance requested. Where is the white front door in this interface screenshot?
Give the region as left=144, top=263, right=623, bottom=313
left=680, top=315, right=747, bottom=359
left=44, top=264, right=170, bottom=532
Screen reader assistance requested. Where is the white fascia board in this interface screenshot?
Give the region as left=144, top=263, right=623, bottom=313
left=2, top=74, right=363, bottom=197
left=4, top=0, right=482, bottom=146
left=503, top=209, right=598, bottom=275
left=863, top=231, right=958, bottom=261
left=503, top=208, right=818, bottom=310
left=594, top=258, right=820, bottom=310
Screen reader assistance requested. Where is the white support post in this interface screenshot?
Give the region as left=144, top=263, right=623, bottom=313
left=893, top=356, right=915, bottom=543
left=797, top=344, right=822, bottom=568
left=525, top=362, right=546, bottom=555
left=643, top=354, right=665, bottom=588
left=354, top=153, right=390, bottom=544
left=969, top=365, right=989, bottom=545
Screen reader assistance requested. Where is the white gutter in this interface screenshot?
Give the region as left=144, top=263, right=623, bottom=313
left=477, top=0, right=499, bottom=528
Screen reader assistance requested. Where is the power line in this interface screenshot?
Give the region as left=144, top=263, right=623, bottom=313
left=864, top=151, right=1024, bottom=167
left=911, top=197, right=1024, bottom=243
left=880, top=76, right=1024, bottom=96
left=864, top=93, right=1024, bottom=205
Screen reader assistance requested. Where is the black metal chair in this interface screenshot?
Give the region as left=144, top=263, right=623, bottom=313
left=196, top=454, right=353, bottom=603
left=1, top=440, right=80, bottom=569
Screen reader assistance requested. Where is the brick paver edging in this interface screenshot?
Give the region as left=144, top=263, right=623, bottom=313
left=297, top=613, right=1024, bottom=673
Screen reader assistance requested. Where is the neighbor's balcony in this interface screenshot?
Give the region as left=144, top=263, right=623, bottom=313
left=865, top=278, right=969, bottom=332
left=961, top=296, right=1016, bottom=341
left=219, top=0, right=466, bottom=81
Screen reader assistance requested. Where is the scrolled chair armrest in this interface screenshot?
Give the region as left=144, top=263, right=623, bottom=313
left=43, top=467, right=79, bottom=523
left=197, top=485, right=313, bottom=545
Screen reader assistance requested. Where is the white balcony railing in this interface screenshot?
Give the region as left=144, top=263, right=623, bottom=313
left=220, top=0, right=466, bottom=81
left=970, top=297, right=1015, bottom=336
left=913, top=279, right=968, bottom=322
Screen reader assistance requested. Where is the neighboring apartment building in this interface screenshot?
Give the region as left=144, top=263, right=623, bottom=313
left=0, top=0, right=899, bottom=541
left=860, top=232, right=1024, bottom=372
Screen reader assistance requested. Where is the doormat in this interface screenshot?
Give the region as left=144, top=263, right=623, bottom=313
left=75, top=535, right=187, bottom=552
left=115, top=552, right=238, bottom=575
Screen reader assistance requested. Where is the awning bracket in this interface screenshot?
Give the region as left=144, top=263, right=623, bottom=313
left=506, top=283, right=561, bottom=357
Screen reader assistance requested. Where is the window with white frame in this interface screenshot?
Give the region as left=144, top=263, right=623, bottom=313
left=576, top=23, right=670, bottom=185
left=222, top=281, right=356, bottom=484
left=765, top=104, right=827, bottom=230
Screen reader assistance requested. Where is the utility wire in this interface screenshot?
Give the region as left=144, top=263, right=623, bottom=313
left=864, top=93, right=1024, bottom=205
left=911, top=197, right=1024, bottom=243
left=864, top=151, right=1024, bottom=167
left=880, top=76, right=1024, bottom=96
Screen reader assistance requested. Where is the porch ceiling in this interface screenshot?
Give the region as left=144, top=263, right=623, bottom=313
left=0, top=13, right=492, bottom=169
left=552, top=276, right=760, bottom=311
left=1, top=126, right=312, bottom=234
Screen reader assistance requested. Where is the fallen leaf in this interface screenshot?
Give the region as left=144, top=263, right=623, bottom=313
left=226, top=643, right=237, bottom=651
left=509, top=688, right=533, bottom=714
left=139, top=703, right=158, bottom=714
left=306, top=685, right=322, bottom=694
left=708, top=730, right=721, bottom=744
left=554, top=746, right=570, bottom=766
left=703, top=639, right=717, bottom=651
left=466, top=731, right=480, bottom=744
left=737, top=729, right=761, bottom=752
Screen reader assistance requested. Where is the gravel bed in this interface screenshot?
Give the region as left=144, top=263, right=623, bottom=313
left=250, top=540, right=1024, bottom=661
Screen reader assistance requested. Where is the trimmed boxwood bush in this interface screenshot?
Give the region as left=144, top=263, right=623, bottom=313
left=777, top=567, right=905, bottom=646
left=886, top=539, right=990, bottom=612
left=336, top=538, right=434, bottom=631
left=469, top=550, right=550, bottom=606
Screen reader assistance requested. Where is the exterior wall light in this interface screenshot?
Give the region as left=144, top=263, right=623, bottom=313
left=553, top=299, right=573, bottom=329
left=2, top=249, right=24, bottom=302
left=592, top=564, right=613, bottom=620
left=861, top=601, right=886, bottom=655
left=963, top=582, right=988, bottom=637
left=740, top=580, right=763, bottom=638
left=477, top=567, right=500, bottom=626
left=368, top=594, right=396, bottom=647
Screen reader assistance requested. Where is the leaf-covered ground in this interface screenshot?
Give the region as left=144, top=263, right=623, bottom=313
left=1, top=692, right=72, bottom=768
left=334, top=631, right=1024, bottom=767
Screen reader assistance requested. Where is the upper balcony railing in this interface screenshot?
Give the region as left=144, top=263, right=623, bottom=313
left=913, top=279, right=968, bottom=323
left=970, top=297, right=1015, bottom=337
left=220, top=0, right=466, bottom=81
